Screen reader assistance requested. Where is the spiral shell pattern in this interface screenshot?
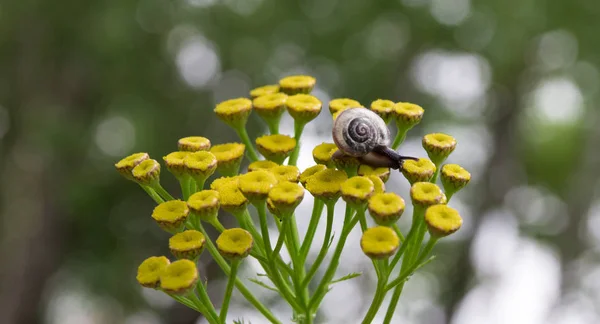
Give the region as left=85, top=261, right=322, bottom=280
left=333, top=108, right=391, bottom=157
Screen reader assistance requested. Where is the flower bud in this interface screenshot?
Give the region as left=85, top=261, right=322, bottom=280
left=132, top=159, right=161, bottom=186
left=250, top=84, right=279, bottom=98
left=401, top=158, right=436, bottom=184
left=248, top=160, right=279, bottom=172
left=305, top=168, right=348, bottom=201
left=214, top=98, right=253, bottom=130
left=183, top=151, right=217, bottom=185
left=367, top=175, right=386, bottom=194
left=217, top=228, right=254, bottom=260
left=238, top=170, right=278, bottom=203
left=151, top=200, right=189, bottom=233
left=312, top=143, right=338, bottom=168
left=424, top=204, right=462, bottom=238
left=329, top=98, right=362, bottom=115
left=169, top=230, right=206, bottom=260
left=256, top=134, right=296, bottom=164
left=178, top=136, right=211, bottom=152
left=393, top=102, right=424, bottom=131
left=422, top=133, right=457, bottom=165
left=341, top=176, right=374, bottom=208
left=286, top=94, right=322, bottom=124
left=115, top=152, right=149, bottom=181
left=410, top=182, right=443, bottom=208
left=136, top=256, right=170, bottom=288
left=271, top=165, right=300, bottom=183
left=299, top=164, right=327, bottom=187
left=360, top=226, right=399, bottom=259
left=163, top=151, right=190, bottom=180
left=159, top=259, right=198, bottom=295
left=370, top=99, right=395, bottom=124
left=368, top=193, right=405, bottom=226
left=268, top=181, right=304, bottom=216
left=188, top=190, right=220, bottom=223
left=441, top=164, right=471, bottom=199
left=279, top=75, right=316, bottom=95
left=358, top=164, right=390, bottom=183
left=210, top=143, right=245, bottom=177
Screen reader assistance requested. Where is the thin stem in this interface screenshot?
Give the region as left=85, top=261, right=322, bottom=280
left=192, top=286, right=220, bottom=324
left=170, top=294, right=205, bottom=314
left=194, top=177, right=206, bottom=193
left=287, top=120, right=305, bottom=166
left=256, top=202, right=273, bottom=257
left=272, top=217, right=290, bottom=259
left=300, top=199, right=325, bottom=262
left=140, top=185, right=164, bottom=204
left=267, top=120, right=280, bottom=135
left=179, top=177, right=191, bottom=200
left=391, top=126, right=409, bottom=150
left=385, top=238, right=438, bottom=292
left=302, top=201, right=336, bottom=288
left=357, top=206, right=382, bottom=279
left=431, top=167, right=441, bottom=183
left=220, top=260, right=240, bottom=323
left=236, top=127, right=260, bottom=162
left=361, top=279, right=387, bottom=324
left=152, top=183, right=175, bottom=201
left=392, top=224, right=405, bottom=243
left=209, top=219, right=226, bottom=232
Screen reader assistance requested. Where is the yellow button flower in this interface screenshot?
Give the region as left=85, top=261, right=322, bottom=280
left=256, top=134, right=296, bottom=164
left=332, top=148, right=361, bottom=174
left=183, top=151, right=217, bottom=184
left=286, top=94, right=322, bottom=124
left=159, top=259, right=198, bottom=295
left=299, top=164, right=327, bottom=187
left=367, top=175, right=386, bottom=194
left=268, top=181, right=304, bottom=216
left=136, top=256, right=170, bottom=288
left=215, top=181, right=248, bottom=216
left=214, top=98, right=253, bottom=130
left=341, top=176, right=375, bottom=207
left=422, top=133, right=457, bottom=165
left=216, top=228, right=254, bottom=259
left=248, top=160, right=279, bottom=172
left=401, top=158, right=436, bottom=184
left=163, top=151, right=190, bottom=179
left=210, top=176, right=239, bottom=191
left=132, top=159, right=161, bottom=186
left=250, top=84, right=280, bottom=98
left=267, top=197, right=280, bottom=217
left=441, top=164, right=471, bottom=198
left=271, top=165, right=300, bottom=183
left=169, top=230, right=206, bottom=260
left=358, top=164, right=391, bottom=183
left=410, top=182, right=443, bottom=208
left=360, top=226, right=400, bottom=259
left=116, top=152, right=149, bottom=181
left=178, top=136, right=211, bottom=152
left=370, top=99, right=395, bottom=123
left=238, top=170, right=279, bottom=202
left=188, top=190, right=220, bottom=222
left=394, top=102, right=424, bottom=131
left=424, top=204, right=462, bottom=237
left=151, top=200, right=189, bottom=233
left=210, top=143, right=245, bottom=176
left=312, top=143, right=338, bottom=168
left=279, top=75, right=316, bottom=95
left=329, top=98, right=362, bottom=115
left=253, top=93, right=287, bottom=120
left=368, top=193, right=405, bottom=226
left=305, top=168, right=348, bottom=201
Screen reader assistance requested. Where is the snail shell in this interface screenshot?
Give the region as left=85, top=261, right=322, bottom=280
left=332, top=107, right=390, bottom=157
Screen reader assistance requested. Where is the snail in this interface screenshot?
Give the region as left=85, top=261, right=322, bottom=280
left=332, top=107, right=417, bottom=169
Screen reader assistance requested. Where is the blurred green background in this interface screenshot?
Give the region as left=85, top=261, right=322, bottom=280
left=2, top=0, right=600, bottom=323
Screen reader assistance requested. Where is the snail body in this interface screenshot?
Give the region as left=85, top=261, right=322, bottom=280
left=332, top=107, right=417, bottom=169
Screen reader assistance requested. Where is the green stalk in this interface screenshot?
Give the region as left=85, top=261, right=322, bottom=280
left=170, top=294, right=205, bottom=314
left=386, top=238, right=438, bottom=291
left=193, top=284, right=220, bottom=324
left=392, top=224, right=405, bottom=242
left=236, top=127, right=260, bottom=162
left=391, top=126, right=409, bottom=150
left=140, top=185, right=164, bottom=204
left=220, top=260, right=240, bottom=322
left=151, top=183, right=175, bottom=201
left=272, top=217, right=290, bottom=259
left=302, top=201, right=336, bottom=288
left=361, top=276, right=388, bottom=324
left=179, top=177, right=191, bottom=200
left=287, top=120, right=305, bottom=166
left=299, top=199, right=325, bottom=262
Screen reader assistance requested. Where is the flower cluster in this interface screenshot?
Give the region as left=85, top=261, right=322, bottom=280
left=116, top=75, right=471, bottom=324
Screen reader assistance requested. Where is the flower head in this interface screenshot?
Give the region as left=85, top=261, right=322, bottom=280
left=214, top=98, right=253, bottom=130
left=361, top=226, right=400, bottom=259
left=286, top=94, right=322, bottom=124
left=132, top=159, right=161, bottom=186
left=238, top=170, right=279, bottom=202
left=248, top=160, right=279, bottom=172
left=441, top=164, right=471, bottom=199
left=169, top=230, right=206, bottom=260
left=116, top=152, right=149, bottom=181
left=394, top=102, right=424, bottom=131
left=271, top=165, right=300, bottom=183
left=305, top=168, right=348, bottom=201
left=215, top=180, right=248, bottom=216
left=410, top=182, right=443, bottom=208
left=163, top=151, right=190, bottom=179
left=368, top=193, right=405, bottom=226
left=256, top=134, right=296, bottom=164
left=183, top=151, right=217, bottom=183
left=424, top=204, right=462, bottom=238
left=216, top=228, right=253, bottom=259
left=299, top=164, right=327, bottom=186
left=370, top=99, right=395, bottom=123
left=312, top=143, right=338, bottom=168
left=151, top=200, right=189, bottom=233
left=178, top=136, right=211, bottom=152
left=332, top=149, right=361, bottom=174
left=210, top=143, right=245, bottom=176
left=136, top=256, right=170, bottom=288
left=341, top=176, right=375, bottom=207
left=250, top=84, right=279, bottom=98
left=160, top=259, right=198, bottom=295
left=329, top=98, right=362, bottom=115
left=422, top=133, right=457, bottom=165
left=210, top=176, right=239, bottom=191
left=401, top=158, right=436, bottom=184
left=252, top=93, right=287, bottom=129
left=268, top=181, right=304, bottom=216
left=267, top=197, right=280, bottom=217
left=279, top=75, right=316, bottom=95
left=188, top=190, right=220, bottom=223
left=358, top=164, right=391, bottom=183
left=368, top=175, right=386, bottom=194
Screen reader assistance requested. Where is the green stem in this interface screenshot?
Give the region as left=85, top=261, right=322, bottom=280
left=220, top=260, right=240, bottom=323
left=287, top=120, right=305, bottom=166
left=236, top=127, right=260, bottom=162
left=179, top=177, right=191, bottom=200
left=140, top=185, right=164, bottom=204
left=170, top=294, right=205, bottom=314
left=286, top=213, right=310, bottom=314
left=151, top=183, right=175, bottom=201
left=385, top=237, right=438, bottom=292
left=209, top=219, right=226, bottom=232
left=391, top=126, right=409, bottom=150
left=361, top=279, right=388, bottom=324
left=256, top=202, right=273, bottom=257
left=392, top=224, right=405, bottom=243
left=356, top=206, right=382, bottom=279
left=267, top=120, right=280, bottom=135
left=431, top=167, right=441, bottom=184
left=302, top=201, right=336, bottom=288
left=193, top=285, right=220, bottom=324
left=300, top=199, right=325, bottom=262
left=272, top=217, right=290, bottom=259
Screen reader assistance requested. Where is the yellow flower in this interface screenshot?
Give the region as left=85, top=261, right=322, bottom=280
left=422, top=133, right=457, bottom=165
left=178, top=136, right=211, bottom=152
left=341, top=176, right=375, bottom=207
left=268, top=181, right=304, bottom=216
left=169, top=230, right=206, bottom=260
left=250, top=84, right=280, bottom=98
left=210, top=176, right=239, bottom=191
left=210, top=143, right=245, bottom=176
left=368, top=193, right=405, bottom=226
left=332, top=148, right=361, bottom=174
left=238, top=170, right=279, bottom=202
left=424, top=204, right=462, bottom=238
left=358, top=164, right=391, bottom=183
left=188, top=190, right=220, bottom=223
left=312, top=143, right=338, bottom=168
left=136, top=256, right=170, bottom=288
left=394, top=102, right=424, bottom=131
left=370, top=99, right=395, bottom=123
left=252, top=93, right=288, bottom=128
left=216, top=180, right=249, bottom=216
left=248, top=160, right=279, bottom=172
left=279, top=75, right=316, bottom=95
left=410, top=182, right=443, bottom=208
left=360, top=226, right=400, bottom=259
left=255, top=134, right=296, bottom=164
left=329, top=98, right=362, bottom=115
left=163, top=151, right=190, bottom=179
left=267, top=197, right=281, bottom=217
left=216, top=228, right=254, bottom=259
left=183, top=151, right=217, bottom=184
left=286, top=94, right=322, bottom=124
left=214, top=98, right=253, bottom=130
left=305, top=168, right=348, bottom=201
left=116, top=152, right=149, bottom=181
left=401, top=158, right=436, bottom=184
left=299, top=164, right=327, bottom=186
left=160, top=259, right=198, bottom=295
left=368, top=175, right=386, bottom=194
left=441, top=164, right=471, bottom=198
left=151, top=200, right=189, bottom=233
left=132, top=159, right=161, bottom=186
left=271, top=165, right=300, bottom=183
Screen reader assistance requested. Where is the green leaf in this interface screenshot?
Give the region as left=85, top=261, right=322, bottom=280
left=330, top=272, right=362, bottom=285
left=248, top=278, right=279, bottom=292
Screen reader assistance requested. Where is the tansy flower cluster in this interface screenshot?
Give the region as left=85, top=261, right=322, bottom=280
left=115, top=75, right=471, bottom=324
